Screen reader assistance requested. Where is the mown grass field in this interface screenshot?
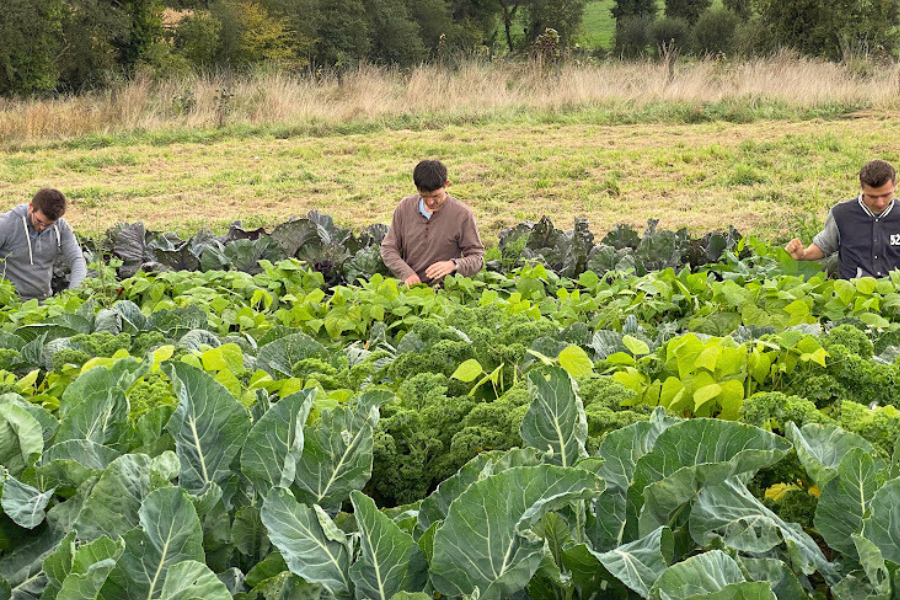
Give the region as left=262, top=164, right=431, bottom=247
left=0, top=113, right=896, bottom=244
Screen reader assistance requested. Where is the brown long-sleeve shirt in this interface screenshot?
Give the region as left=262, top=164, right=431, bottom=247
left=380, top=194, right=484, bottom=283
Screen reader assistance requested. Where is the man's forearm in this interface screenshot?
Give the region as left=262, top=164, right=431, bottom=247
left=455, top=254, right=483, bottom=277
left=380, top=245, right=415, bottom=280
left=798, top=244, right=826, bottom=261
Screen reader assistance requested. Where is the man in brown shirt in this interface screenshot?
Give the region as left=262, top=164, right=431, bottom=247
left=381, top=160, right=485, bottom=286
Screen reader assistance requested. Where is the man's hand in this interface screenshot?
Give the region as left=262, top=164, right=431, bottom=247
left=425, top=260, right=456, bottom=281
left=785, top=238, right=806, bottom=260
left=404, top=273, right=422, bottom=287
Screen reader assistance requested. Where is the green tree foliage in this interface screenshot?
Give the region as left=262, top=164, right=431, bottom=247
left=173, top=10, right=223, bottom=66
left=664, top=0, right=711, bottom=25
left=407, top=0, right=455, bottom=52
left=364, top=0, right=427, bottom=66
left=611, top=0, right=658, bottom=23
left=258, top=0, right=319, bottom=63
left=692, top=7, right=739, bottom=55
left=524, top=0, right=589, bottom=50
left=313, top=0, right=371, bottom=67
left=210, top=0, right=294, bottom=64
left=722, top=0, right=751, bottom=18
left=58, top=0, right=131, bottom=90
left=649, top=16, right=691, bottom=53
left=0, top=0, right=64, bottom=95
left=615, top=15, right=653, bottom=57
left=753, top=0, right=900, bottom=59
left=115, top=0, right=166, bottom=72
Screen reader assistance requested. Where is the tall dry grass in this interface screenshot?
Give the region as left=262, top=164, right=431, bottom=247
left=0, top=54, right=898, bottom=146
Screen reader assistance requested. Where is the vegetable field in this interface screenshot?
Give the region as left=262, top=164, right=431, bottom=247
left=2, top=214, right=900, bottom=600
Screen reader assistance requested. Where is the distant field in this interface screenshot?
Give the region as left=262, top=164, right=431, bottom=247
left=0, top=116, right=895, bottom=246
left=577, top=1, right=616, bottom=49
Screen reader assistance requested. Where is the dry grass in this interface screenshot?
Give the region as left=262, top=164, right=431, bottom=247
left=0, top=55, right=898, bottom=145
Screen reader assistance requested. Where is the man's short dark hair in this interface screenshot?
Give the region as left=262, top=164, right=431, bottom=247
left=413, top=160, right=448, bottom=192
left=31, top=188, right=67, bottom=221
left=860, top=160, right=897, bottom=188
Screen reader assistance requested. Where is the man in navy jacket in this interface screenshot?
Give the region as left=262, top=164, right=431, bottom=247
left=786, top=160, right=900, bottom=279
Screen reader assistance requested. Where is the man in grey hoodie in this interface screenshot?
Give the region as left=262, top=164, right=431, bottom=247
left=0, top=188, right=87, bottom=301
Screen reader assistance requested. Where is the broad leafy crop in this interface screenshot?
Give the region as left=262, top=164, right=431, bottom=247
left=3, top=219, right=900, bottom=599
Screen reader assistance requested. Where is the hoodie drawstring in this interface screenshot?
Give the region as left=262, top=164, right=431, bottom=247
left=21, top=215, right=61, bottom=266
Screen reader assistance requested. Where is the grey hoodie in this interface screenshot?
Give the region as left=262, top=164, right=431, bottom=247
left=0, top=204, right=87, bottom=301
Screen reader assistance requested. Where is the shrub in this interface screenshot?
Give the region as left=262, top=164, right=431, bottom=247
left=649, top=16, right=691, bottom=54
left=615, top=15, right=653, bottom=57
left=664, top=0, right=711, bottom=25
left=174, top=10, right=222, bottom=67
left=692, top=8, right=739, bottom=55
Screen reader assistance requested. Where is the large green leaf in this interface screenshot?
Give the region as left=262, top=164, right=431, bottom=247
left=689, top=478, right=832, bottom=578
left=101, top=486, right=205, bottom=600
left=0, top=482, right=88, bottom=599
left=257, top=333, right=330, bottom=378
left=0, top=476, right=54, bottom=529
left=46, top=536, right=125, bottom=600
left=633, top=419, right=791, bottom=534
left=736, top=558, right=805, bottom=600
left=417, top=448, right=541, bottom=534
left=649, top=551, right=745, bottom=600
left=681, top=582, right=777, bottom=600
left=861, top=477, right=900, bottom=565
left=164, top=362, right=251, bottom=494
left=260, top=487, right=352, bottom=599
left=292, top=392, right=380, bottom=511
left=58, top=359, right=148, bottom=419
left=521, top=366, right=588, bottom=467
left=430, top=465, right=605, bottom=600
left=0, top=404, right=43, bottom=478
left=0, top=394, right=56, bottom=444
left=786, top=422, right=883, bottom=489
left=241, top=390, right=315, bottom=496
left=157, top=560, right=232, bottom=600
left=350, top=491, right=427, bottom=600
left=592, top=526, right=673, bottom=598
left=37, top=440, right=122, bottom=488
left=815, top=448, right=882, bottom=558
left=74, top=453, right=151, bottom=542
left=590, top=410, right=681, bottom=550
left=54, top=389, right=130, bottom=451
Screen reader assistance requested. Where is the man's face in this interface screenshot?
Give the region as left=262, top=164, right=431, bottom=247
left=861, top=180, right=896, bottom=214
left=28, top=204, right=56, bottom=232
left=419, top=184, right=449, bottom=213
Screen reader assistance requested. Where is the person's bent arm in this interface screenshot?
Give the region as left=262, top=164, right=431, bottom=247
left=380, top=210, right=418, bottom=285
left=785, top=239, right=826, bottom=261
left=60, top=222, right=87, bottom=289
left=453, top=211, right=485, bottom=277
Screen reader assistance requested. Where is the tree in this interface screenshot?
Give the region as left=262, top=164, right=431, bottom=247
left=722, top=0, right=751, bottom=19
left=664, top=0, right=712, bottom=25
left=611, top=0, right=658, bottom=22
left=0, top=0, right=63, bottom=95
left=611, top=0, right=658, bottom=53
left=173, top=10, right=223, bottom=66
left=524, top=0, right=588, bottom=49
left=693, top=7, right=739, bottom=55
left=258, top=0, right=320, bottom=63
left=115, top=0, right=166, bottom=72
left=313, top=0, right=370, bottom=66
left=58, top=0, right=131, bottom=91
left=364, top=0, right=427, bottom=66
left=753, top=0, right=900, bottom=59
left=407, top=0, right=455, bottom=51
left=210, top=0, right=294, bottom=64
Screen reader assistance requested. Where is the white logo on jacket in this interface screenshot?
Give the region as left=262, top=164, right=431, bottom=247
left=892, top=234, right=900, bottom=246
